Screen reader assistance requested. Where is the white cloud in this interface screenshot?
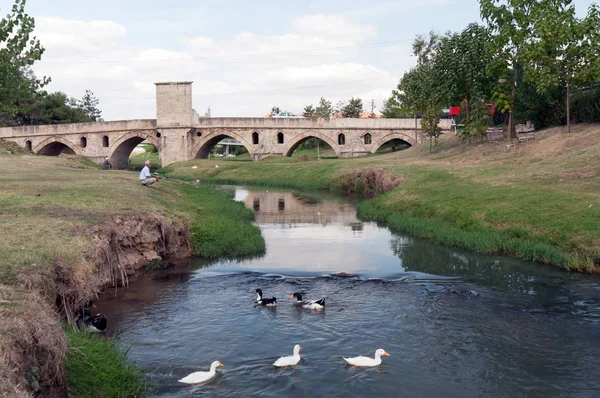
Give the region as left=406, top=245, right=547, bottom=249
left=32, top=13, right=410, bottom=120
left=292, top=14, right=377, bottom=42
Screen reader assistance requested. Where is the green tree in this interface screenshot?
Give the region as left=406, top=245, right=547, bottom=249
left=77, top=90, right=103, bottom=121
left=523, top=2, right=600, bottom=133
left=341, top=97, right=363, bottom=118
left=302, top=104, right=316, bottom=118
left=421, top=105, right=442, bottom=153
left=0, top=0, right=49, bottom=125
left=480, top=0, right=544, bottom=137
left=270, top=106, right=280, bottom=116
left=380, top=93, right=413, bottom=118
left=434, top=24, right=495, bottom=119
left=463, top=99, right=491, bottom=142
left=315, top=97, right=333, bottom=118
left=15, top=91, right=93, bottom=125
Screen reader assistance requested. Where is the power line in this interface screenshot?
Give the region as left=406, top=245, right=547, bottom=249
left=41, top=39, right=411, bottom=65
left=98, top=75, right=398, bottom=100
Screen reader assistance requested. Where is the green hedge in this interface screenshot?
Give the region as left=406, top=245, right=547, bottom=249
left=571, top=87, right=600, bottom=123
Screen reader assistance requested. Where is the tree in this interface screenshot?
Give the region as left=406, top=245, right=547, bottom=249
left=380, top=94, right=409, bottom=118
left=333, top=100, right=345, bottom=115
left=434, top=24, right=495, bottom=120
left=0, top=0, right=49, bottom=125
left=463, top=99, right=491, bottom=142
left=341, top=97, right=363, bottom=118
left=15, top=91, right=92, bottom=125
left=421, top=105, right=442, bottom=153
left=302, top=104, right=316, bottom=118
left=522, top=2, right=600, bottom=133
left=480, top=0, right=543, bottom=138
left=315, top=97, right=333, bottom=118
left=270, top=106, right=280, bottom=116
left=77, top=90, right=102, bottom=121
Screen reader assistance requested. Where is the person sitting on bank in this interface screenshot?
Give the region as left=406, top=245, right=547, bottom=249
left=139, top=160, right=158, bottom=186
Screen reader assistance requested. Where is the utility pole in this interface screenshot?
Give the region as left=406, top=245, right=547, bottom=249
left=370, top=99, right=375, bottom=114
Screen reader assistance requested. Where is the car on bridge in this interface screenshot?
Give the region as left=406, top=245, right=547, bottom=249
left=272, top=111, right=304, bottom=118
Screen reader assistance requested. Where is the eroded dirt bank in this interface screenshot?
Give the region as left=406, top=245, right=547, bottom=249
left=1, top=214, right=190, bottom=397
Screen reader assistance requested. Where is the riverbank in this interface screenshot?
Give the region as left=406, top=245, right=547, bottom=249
left=0, top=140, right=265, bottom=396
left=162, top=124, right=600, bottom=273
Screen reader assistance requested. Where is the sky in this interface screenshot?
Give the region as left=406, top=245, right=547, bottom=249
left=8, top=0, right=597, bottom=120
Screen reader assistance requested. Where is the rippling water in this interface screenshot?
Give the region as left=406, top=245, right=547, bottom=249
left=97, top=187, right=600, bottom=397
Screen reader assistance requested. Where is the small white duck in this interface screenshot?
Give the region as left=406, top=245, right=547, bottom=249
left=289, top=292, right=325, bottom=311
left=273, top=344, right=302, bottom=367
left=178, top=361, right=223, bottom=385
left=343, top=348, right=390, bottom=367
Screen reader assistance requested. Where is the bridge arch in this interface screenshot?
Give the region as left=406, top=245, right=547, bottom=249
left=284, top=131, right=341, bottom=158
left=370, top=132, right=414, bottom=154
left=34, top=136, right=81, bottom=156
left=192, top=130, right=255, bottom=159
left=108, top=131, right=161, bottom=170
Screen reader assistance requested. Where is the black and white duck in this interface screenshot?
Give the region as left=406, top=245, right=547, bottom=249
left=254, top=289, right=277, bottom=306
left=75, top=300, right=107, bottom=332
left=289, top=292, right=325, bottom=311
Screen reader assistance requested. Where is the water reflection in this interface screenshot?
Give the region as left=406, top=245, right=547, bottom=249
left=234, top=188, right=358, bottom=226
left=97, top=186, right=600, bottom=397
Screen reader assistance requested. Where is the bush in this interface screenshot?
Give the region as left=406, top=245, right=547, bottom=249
left=335, top=169, right=403, bottom=198
left=571, top=87, right=600, bottom=123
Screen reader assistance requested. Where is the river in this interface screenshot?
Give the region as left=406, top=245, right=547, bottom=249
left=97, top=186, right=600, bottom=397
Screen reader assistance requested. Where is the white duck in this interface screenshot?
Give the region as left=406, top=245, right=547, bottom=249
left=343, top=349, right=390, bottom=367
left=273, top=344, right=302, bottom=367
left=178, top=361, right=223, bottom=385
left=289, top=292, right=325, bottom=311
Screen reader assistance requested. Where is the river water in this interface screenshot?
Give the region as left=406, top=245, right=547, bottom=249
left=97, top=187, right=600, bottom=397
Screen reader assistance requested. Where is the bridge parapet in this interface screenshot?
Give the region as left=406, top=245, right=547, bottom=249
left=0, top=119, right=157, bottom=138
left=192, top=117, right=452, bottom=131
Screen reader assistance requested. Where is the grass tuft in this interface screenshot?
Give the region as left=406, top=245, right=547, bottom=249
left=65, top=328, right=144, bottom=398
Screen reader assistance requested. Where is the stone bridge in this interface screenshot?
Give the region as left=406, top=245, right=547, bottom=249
left=0, top=82, right=452, bottom=167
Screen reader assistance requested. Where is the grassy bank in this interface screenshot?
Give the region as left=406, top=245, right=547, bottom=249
left=0, top=140, right=265, bottom=396
left=162, top=124, right=600, bottom=272
left=65, top=329, right=144, bottom=398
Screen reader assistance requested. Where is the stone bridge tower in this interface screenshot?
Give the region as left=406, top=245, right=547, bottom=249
left=155, top=81, right=195, bottom=166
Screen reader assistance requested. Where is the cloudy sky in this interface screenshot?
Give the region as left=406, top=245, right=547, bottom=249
left=14, top=0, right=596, bottom=120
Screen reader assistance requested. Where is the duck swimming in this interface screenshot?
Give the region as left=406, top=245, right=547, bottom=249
left=254, top=289, right=277, bottom=306
left=75, top=300, right=107, bottom=333
left=273, top=344, right=302, bottom=367
left=343, top=348, right=390, bottom=367
left=289, top=292, right=325, bottom=311
left=178, top=361, right=223, bottom=385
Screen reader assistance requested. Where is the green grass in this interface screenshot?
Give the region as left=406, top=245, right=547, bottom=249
left=162, top=124, right=600, bottom=272
left=175, top=183, right=266, bottom=258
left=65, top=329, right=144, bottom=398
left=128, top=151, right=161, bottom=172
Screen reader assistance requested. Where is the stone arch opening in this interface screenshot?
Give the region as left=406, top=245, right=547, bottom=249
left=37, top=141, right=77, bottom=156
left=285, top=134, right=339, bottom=159
left=277, top=132, right=284, bottom=144
left=102, top=135, right=109, bottom=147
left=25, top=140, right=32, bottom=151
left=252, top=131, right=259, bottom=145
left=338, top=133, right=346, bottom=145
left=80, top=137, right=87, bottom=148
left=108, top=134, right=161, bottom=170
left=364, top=133, right=372, bottom=145
left=371, top=134, right=413, bottom=154
left=194, top=134, right=254, bottom=159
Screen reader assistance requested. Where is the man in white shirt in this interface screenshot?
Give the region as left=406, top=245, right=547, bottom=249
left=139, top=160, right=157, bottom=186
